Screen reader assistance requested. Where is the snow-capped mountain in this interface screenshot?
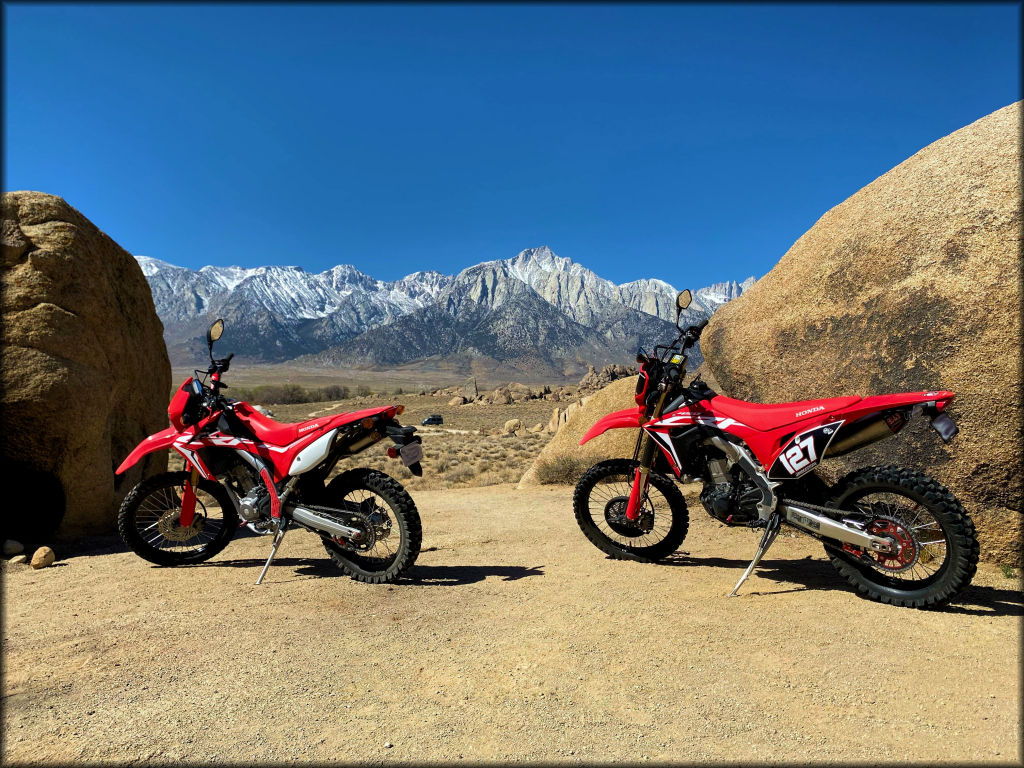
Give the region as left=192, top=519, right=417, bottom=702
left=137, top=248, right=754, bottom=375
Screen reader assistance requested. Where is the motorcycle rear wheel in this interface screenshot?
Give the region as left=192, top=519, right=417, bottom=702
left=117, top=472, right=238, bottom=566
left=321, top=468, right=422, bottom=584
left=573, top=459, right=689, bottom=562
left=824, top=465, right=979, bottom=608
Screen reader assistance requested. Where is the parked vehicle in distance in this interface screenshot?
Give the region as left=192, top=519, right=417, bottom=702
left=422, top=415, right=444, bottom=426
left=115, top=318, right=425, bottom=585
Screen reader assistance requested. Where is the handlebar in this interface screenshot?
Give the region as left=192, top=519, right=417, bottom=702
left=209, top=352, right=234, bottom=375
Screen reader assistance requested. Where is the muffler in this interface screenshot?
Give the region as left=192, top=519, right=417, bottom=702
left=289, top=505, right=363, bottom=539
left=780, top=503, right=893, bottom=552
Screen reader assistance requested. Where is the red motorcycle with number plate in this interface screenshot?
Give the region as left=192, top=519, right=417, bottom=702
left=572, top=289, right=978, bottom=608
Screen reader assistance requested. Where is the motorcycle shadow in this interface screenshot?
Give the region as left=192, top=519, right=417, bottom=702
left=190, top=557, right=545, bottom=587
left=660, top=553, right=1023, bottom=616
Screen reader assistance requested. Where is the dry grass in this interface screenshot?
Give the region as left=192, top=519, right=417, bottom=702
left=533, top=454, right=597, bottom=485
left=264, top=392, right=563, bottom=490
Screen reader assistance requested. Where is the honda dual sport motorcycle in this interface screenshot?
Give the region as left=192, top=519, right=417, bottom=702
left=573, top=290, right=978, bottom=608
left=115, top=319, right=424, bottom=585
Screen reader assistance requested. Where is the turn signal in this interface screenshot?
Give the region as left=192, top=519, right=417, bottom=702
left=361, top=418, right=374, bottom=429
left=395, top=404, right=405, bottom=415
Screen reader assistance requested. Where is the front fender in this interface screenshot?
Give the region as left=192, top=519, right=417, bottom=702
left=579, top=408, right=643, bottom=445
left=115, top=426, right=182, bottom=474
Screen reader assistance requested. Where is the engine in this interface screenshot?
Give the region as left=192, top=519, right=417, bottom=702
left=699, top=464, right=763, bottom=525
left=238, top=484, right=271, bottom=522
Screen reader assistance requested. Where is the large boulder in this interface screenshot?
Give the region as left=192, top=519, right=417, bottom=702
left=518, top=378, right=637, bottom=487
left=1, top=192, right=171, bottom=543
left=702, top=102, right=1022, bottom=564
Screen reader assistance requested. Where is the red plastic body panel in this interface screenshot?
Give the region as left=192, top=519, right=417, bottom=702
left=115, top=426, right=181, bottom=474
left=579, top=407, right=644, bottom=445
left=116, top=403, right=403, bottom=481
left=167, top=378, right=194, bottom=432
left=709, top=395, right=862, bottom=431
left=642, top=390, right=955, bottom=475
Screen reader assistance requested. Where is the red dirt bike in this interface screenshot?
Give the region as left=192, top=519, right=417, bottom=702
left=573, top=290, right=978, bottom=608
left=115, top=319, right=424, bottom=584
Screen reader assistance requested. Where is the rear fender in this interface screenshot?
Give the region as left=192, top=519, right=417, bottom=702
left=579, top=408, right=644, bottom=446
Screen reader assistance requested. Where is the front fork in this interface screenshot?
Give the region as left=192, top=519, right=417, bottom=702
left=625, top=437, right=656, bottom=521
left=179, top=466, right=199, bottom=527
left=626, top=388, right=671, bottom=521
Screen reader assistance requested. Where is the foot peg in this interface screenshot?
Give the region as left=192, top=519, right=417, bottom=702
left=728, top=511, right=781, bottom=597
left=255, top=521, right=288, bottom=586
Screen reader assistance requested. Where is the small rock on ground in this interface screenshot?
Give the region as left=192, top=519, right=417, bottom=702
left=30, top=547, right=55, bottom=569
left=3, top=539, right=24, bottom=556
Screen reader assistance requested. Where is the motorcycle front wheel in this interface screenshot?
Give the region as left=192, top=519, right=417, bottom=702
left=824, top=465, right=979, bottom=608
left=320, top=468, right=422, bottom=584
left=117, top=472, right=238, bottom=566
left=573, top=459, right=689, bottom=562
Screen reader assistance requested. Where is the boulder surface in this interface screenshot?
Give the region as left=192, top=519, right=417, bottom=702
left=701, top=101, right=1022, bottom=563
left=519, top=379, right=637, bottom=487
left=1, top=191, right=170, bottom=542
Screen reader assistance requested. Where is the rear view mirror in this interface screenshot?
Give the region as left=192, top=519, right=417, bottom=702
left=207, top=318, right=224, bottom=361
left=207, top=319, right=224, bottom=345
left=676, top=290, right=692, bottom=314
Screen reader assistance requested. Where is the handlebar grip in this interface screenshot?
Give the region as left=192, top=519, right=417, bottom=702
left=696, top=318, right=709, bottom=331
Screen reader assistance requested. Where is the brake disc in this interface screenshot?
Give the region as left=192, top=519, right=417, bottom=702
left=604, top=496, right=654, bottom=537
left=157, top=509, right=205, bottom=542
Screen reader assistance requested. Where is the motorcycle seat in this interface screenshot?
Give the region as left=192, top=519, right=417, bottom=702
left=710, top=395, right=861, bottom=431
left=230, top=403, right=304, bottom=445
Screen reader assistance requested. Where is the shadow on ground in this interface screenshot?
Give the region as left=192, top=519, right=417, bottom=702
left=660, top=553, right=1023, bottom=616
left=181, top=556, right=545, bottom=586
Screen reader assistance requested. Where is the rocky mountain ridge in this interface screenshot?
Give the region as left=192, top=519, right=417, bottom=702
left=139, top=246, right=754, bottom=375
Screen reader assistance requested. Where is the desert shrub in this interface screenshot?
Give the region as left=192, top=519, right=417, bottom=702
left=476, top=464, right=523, bottom=486
left=319, top=384, right=349, bottom=401
left=356, top=385, right=372, bottom=397
left=233, top=382, right=350, bottom=405
left=446, top=464, right=477, bottom=485
left=534, top=455, right=594, bottom=485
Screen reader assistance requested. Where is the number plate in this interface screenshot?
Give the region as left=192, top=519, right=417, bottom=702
left=399, top=441, right=423, bottom=466
left=930, top=413, right=959, bottom=442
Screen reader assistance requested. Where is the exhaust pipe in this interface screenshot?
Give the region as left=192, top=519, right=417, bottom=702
left=289, top=505, right=363, bottom=540
left=780, top=503, right=893, bottom=552
left=824, top=412, right=906, bottom=458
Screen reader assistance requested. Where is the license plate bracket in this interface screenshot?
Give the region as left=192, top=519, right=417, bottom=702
left=930, top=412, right=959, bottom=443
left=400, top=441, right=423, bottom=467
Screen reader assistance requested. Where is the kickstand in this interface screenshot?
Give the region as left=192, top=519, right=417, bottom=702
left=728, top=511, right=782, bottom=597
left=255, top=521, right=288, bottom=586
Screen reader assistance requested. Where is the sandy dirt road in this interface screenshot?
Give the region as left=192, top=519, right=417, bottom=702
left=3, top=484, right=1020, bottom=764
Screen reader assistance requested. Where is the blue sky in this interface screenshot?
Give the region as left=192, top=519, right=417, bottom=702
left=3, top=3, right=1019, bottom=288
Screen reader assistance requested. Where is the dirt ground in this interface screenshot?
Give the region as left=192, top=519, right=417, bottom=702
left=3, top=483, right=1021, bottom=764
